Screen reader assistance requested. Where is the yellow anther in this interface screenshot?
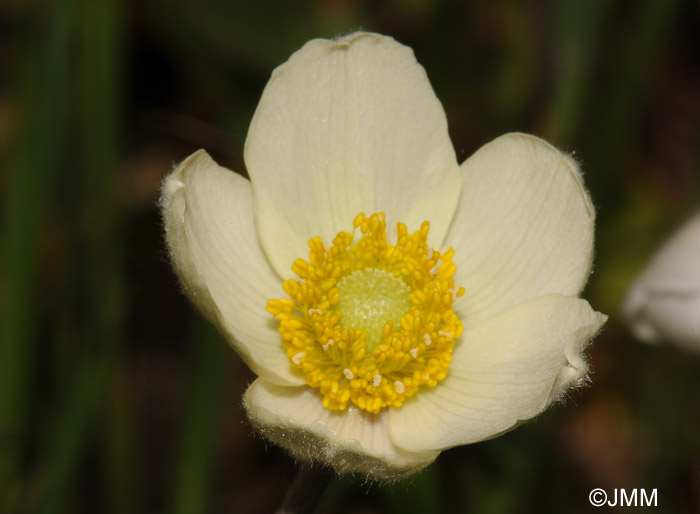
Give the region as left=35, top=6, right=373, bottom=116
left=353, top=212, right=365, bottom=228
left=266, top=212, right=464, bottom=414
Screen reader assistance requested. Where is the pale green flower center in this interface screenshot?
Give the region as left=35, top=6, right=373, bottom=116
left=335, top=268, right=411, bottom=351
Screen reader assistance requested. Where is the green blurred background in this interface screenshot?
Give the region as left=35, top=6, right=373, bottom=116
left=1, top=0, right=699, bottom=512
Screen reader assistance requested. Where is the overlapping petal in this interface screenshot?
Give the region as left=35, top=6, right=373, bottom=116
left=446, top=133, right=595, bottom=325
left=243, top=379, right=439, bottom=479
left=161, top=151, right=303, bottom=386
left=388, top=295, right=606, bottom=451
left=245, top=32, right=461, bottom=279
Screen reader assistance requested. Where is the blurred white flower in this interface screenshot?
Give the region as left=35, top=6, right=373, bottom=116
left=624, top=211, right=700, bottom=353
left=160, top=32, right=606, bottom=480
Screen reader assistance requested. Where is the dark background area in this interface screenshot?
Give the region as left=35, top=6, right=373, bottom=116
left=1, top=0, right=699, bottom=513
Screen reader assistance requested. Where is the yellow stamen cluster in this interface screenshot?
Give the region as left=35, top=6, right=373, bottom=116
left=266, top=212, right=464, bottom=414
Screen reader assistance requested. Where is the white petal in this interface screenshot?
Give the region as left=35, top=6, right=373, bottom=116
left=245, top=32, right=461, bottom=278
left=243, top=379, right=439, bottom=480
left=389, top=295, right=606, bottom=452
left=446, top=133, right=595, bottom=324
left=624, top=211, right=700, bottom=351
left=161, top=150, right=303, bottom=386
left=625, top=287, right=700, bottom=353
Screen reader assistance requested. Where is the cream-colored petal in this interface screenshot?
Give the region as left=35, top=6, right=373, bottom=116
left=243, top=379, right=439, bottom=480
left=625, top=286, right=700, bottom=353
left=446, top=133, right=595, bottom=324
left=624, top=211, right=700, bottom=352
left=161, top=150, right=303, bottom=386
left=245, top=32, right=461, bottom=278
left=389, top=295, right=606, bottom=452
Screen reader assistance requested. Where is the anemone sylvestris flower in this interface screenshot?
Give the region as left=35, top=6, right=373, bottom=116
left=625, top=211, right=700, bottom=353
left=161, top=32, right=606, bottom=480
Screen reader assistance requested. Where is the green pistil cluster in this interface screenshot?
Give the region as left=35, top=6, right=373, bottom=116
left=335, top=268, right=411, bottom=350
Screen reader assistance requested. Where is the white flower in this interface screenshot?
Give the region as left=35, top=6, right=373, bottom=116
left=624, top=211, right=700, bottom=353
left=160, top=32, right=606, bottom=480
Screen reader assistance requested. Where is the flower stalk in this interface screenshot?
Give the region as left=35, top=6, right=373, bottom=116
left=276, top=465, right=334, bottom=514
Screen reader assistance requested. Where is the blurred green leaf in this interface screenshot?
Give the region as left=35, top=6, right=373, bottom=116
left=586, top=0, right=682, bottom=199
left=543, top=0, right=611, bottom=146
left=0, top=0, right=74, bottom=501
left=170, top=317, right=229, bottom=514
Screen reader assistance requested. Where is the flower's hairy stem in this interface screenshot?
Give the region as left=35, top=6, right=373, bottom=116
left=276, top=464, right=334, bottom=514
